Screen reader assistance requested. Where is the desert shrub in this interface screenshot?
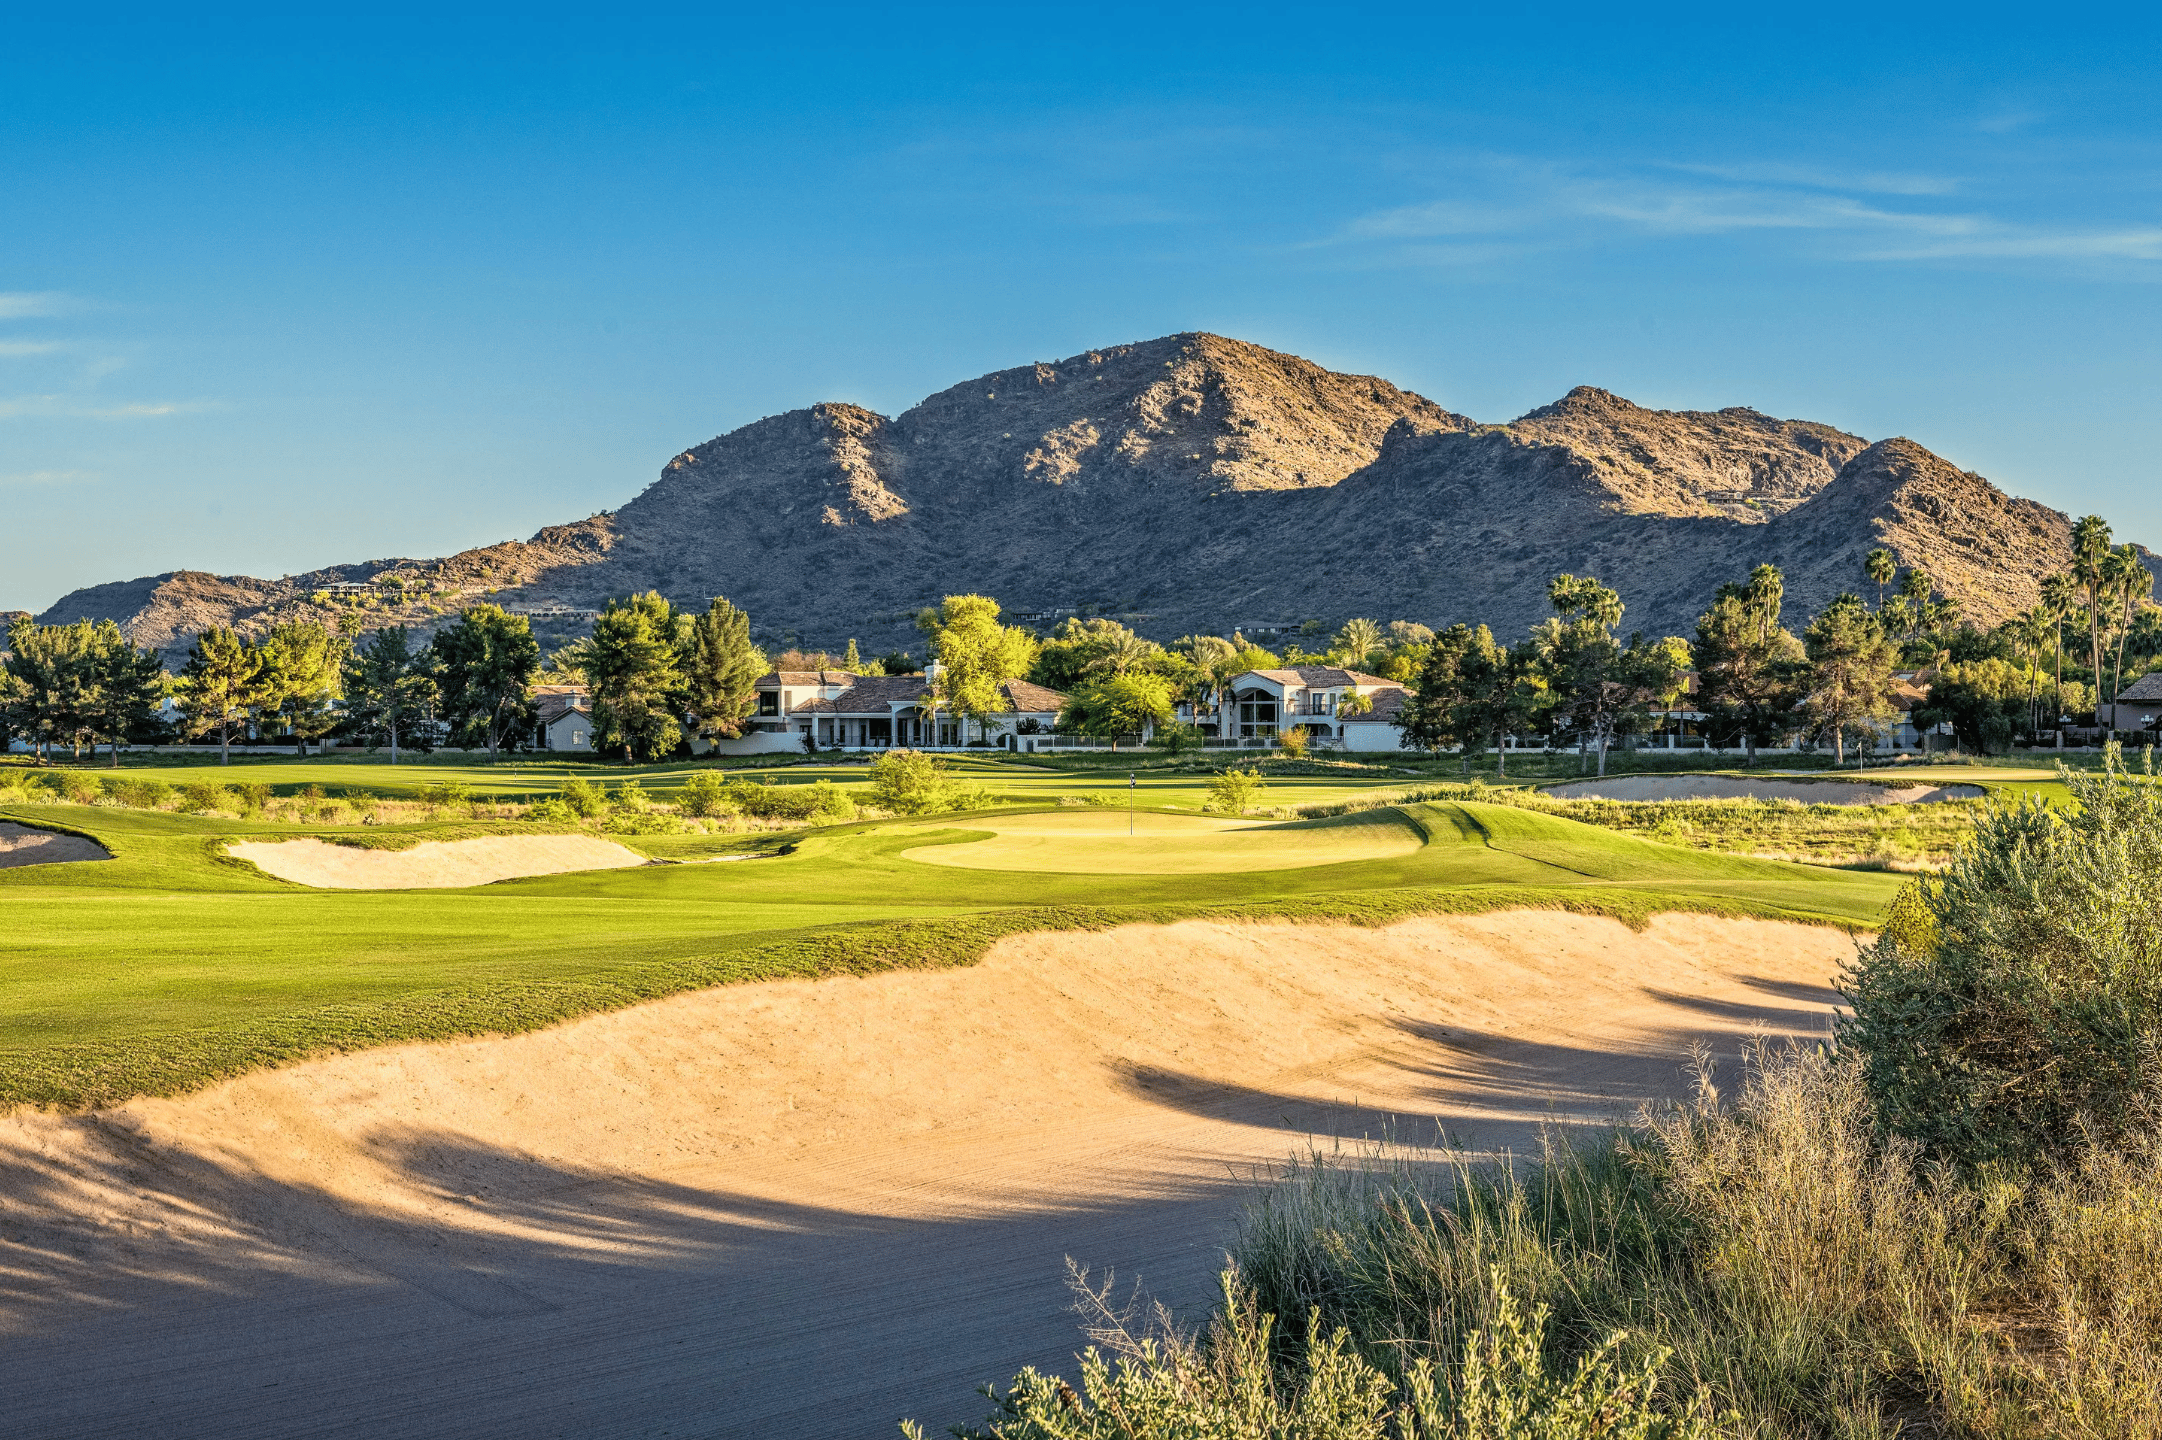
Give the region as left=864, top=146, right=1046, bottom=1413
left=922, top=1267, right=1712, bottom=1440
left=1203, top=767, right=1264, bottom=816
left=612, top=779, right=651, bottom=811
left=527, top=797, right=578, bottom=823
left=105, top=777, right=173, bottom=810
left=301, top=783, right=326, bottom=801
left=869, top=749, right=969, bottom=816
left=1278, top=726, right=1311, bottom=760
left=604, top=809, right=679, bottom=835
left=233, top=781, right=273, bottom=814
left=556, top=776, right=609, bottom=818
left=415, top=781, right=472, bottom=810
left=1841, top=742, right=2162, bottom=1169
left=58, top=772, right=103, bottom=805
left=729, top=778, right=856, bottom=822
left=339, top=789, right=379, bottom=822
left=177, top=781, right=230, bottom=814
left=310, top=798, right=347, bottom=825
left=678, top=771, right=735, bottom=818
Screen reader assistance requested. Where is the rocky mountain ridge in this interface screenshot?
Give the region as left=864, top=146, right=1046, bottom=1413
left=36, top=332, right=2148, bottom=663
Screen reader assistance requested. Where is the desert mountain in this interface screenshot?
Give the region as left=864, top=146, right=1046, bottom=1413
left=37, top=333, right=2145, bottom=663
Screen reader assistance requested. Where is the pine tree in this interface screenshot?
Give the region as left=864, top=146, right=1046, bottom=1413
left=178, top=628, right=263, bottom=765
left=681, top=596, right=764, bottom=743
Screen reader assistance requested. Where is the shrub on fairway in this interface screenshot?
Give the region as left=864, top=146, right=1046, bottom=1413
left=105, top=777, right=172, bottom=810
left=678, top=771, right=736, bottom=818
left=869, top=749, right=971, bottom=815
left=556, top=776, right=609, bottom=818
left=58, top=772, right=103, bottom=805
left=1842, top=743, right=2162, bottom=1170
left=1203, top=767, right=1264, bottom=816
left=177, top=781, right=231, bottom=814
left=728, top=778, right=856, bottom=822
left=233, top=781, right=272, bottom=814
left=1277, top=726, right=1311, bottom=759
left=415, top=781, right=472, bottom=812
left=526, top=796, right=578, bottom=823
left=612, top=779, right=653, bottom=811
left=605, top=809, right=680, bottom=835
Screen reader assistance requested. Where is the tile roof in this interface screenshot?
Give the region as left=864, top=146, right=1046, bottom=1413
left=1242, top=667, right=1394, bottom=688
left=2116, top=671, right=2162, bottom=703
left=1000, top=679, right=1067, bottom=713
left=793, top=675, right=1067, bottom=716
left=757, top=670, right=857, bottom=687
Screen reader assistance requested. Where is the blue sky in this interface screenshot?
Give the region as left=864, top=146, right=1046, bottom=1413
left=6, top=5, right=2161, bottom=612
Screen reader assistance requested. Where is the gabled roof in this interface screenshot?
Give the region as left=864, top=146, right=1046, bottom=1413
left=1241, top=666, right=1393, bottom=688
left=794, top=675, right=1067, bottom=716
left=1350, top=687, right=1409, bottom=723
left=2116, top=671, right=2162, bottom=704
left=539, top=696, right=590, bottom=723
left=1000, top=679, right=1067, bottom=713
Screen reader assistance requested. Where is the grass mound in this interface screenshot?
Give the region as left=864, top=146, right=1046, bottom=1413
left=900, top=807, right=1428, bottom=875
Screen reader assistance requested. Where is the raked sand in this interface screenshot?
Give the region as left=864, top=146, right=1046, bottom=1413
left=0, top=911, right=1860, bottom=1439
left=227, top=833, right=650, bottom=888
left=0, top=821, right=110, bottom=869
left=1547, top=774, right=1984, bottom=805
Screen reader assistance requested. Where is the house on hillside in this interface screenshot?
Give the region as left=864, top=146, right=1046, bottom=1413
left=1218, top=667, right=1410, bottom=750
left=533, top=684, right=593, bottom=753
left=2104, top=672, right=2162, bottom=733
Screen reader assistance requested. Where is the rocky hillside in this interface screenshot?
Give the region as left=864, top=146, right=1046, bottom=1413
left=37, top=332, right=2146, bottom=662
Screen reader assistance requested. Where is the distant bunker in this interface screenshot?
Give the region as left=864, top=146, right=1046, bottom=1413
left=229, top=835, right=651, bottom=889
left=1546, top=776, right=1985, bottom=806
left=0, top=821, right=113, bottom=869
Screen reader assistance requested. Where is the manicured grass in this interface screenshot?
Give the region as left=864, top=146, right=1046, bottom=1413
left=899, top=808, right=1426, bottom=873
left=0, top=795, right=1900, bottom=1111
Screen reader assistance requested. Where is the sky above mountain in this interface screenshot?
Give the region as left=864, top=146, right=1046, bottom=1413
left=5, top=4, right=2160, bottom=611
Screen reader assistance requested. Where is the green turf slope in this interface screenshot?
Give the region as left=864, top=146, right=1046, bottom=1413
left=0, top=799, right=1900, bottom=1110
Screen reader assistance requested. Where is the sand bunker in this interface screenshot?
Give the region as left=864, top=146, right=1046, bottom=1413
left=0, top=820, right=110, bottom=868
left=1547, top=775, right=1984, bottom=805
left=904, top=808, right=1425, bottom=873
left=228, top=833, right=650, bottom=888
left=0, top=910, right=1857, bottom=1437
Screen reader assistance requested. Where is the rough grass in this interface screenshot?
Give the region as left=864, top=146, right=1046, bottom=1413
left=0, top=798, right=1897, bottom=1111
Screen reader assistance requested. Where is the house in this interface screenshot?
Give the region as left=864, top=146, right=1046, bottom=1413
left=698, top=670, right=858, bottom=755
left=791, top=667, right=1067, bottom=752
left=533, top=684, right=594, bottom=753
left=2104, top=671, right=2162, bottom=733
left=1219, top=667, right=1410, bottom=750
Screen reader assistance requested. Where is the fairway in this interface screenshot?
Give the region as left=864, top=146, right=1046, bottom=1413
left=902, top=808, right=1426, bottom=873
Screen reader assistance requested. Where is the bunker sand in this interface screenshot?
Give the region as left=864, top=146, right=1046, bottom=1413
left=905, top=808, right=1425, bottom=873
left=0, top=912, right=1858, bottom=1438
left=227, top=833, right=649, bottom=888
left=1547, top=775, right=1984, bottom=805
left=0, top=821, right=109, bottom=869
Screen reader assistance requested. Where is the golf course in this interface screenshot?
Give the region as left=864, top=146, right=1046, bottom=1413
left=0, top=751, right=2029, bottom=1437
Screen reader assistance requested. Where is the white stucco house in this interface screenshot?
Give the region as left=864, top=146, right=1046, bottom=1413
left=533, top=684, right=594, bottom=753
left=696, top=670, right=860, bottom=755
left=793, top=669, right=1067, bottom=752
left=1217, top=667, right=1412, bottom=751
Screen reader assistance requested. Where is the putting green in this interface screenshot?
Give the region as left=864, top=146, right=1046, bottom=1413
left=901, top=808, right=1427, bottom=873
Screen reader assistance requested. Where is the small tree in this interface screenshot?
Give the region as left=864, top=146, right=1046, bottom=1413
left=1203, top=766, right=1264, bottom=816
left=1801, top=594, right=1899, bottom=766
left=1864, top=546, right=1896, bottom=610
left=585, top=592, right=684, bottom=762
left=255, top=620, right=348, bottom=756
left=432, top=605, right=541, bottom=760
left=1059, top=674, right=1175, bottom=749
left=178, top=627, right=263, bottom=765
left=869, top=748, right=965, bottom=815
left=1694, top=566, right=1805, bottom=766
left=343, top=626, right=426, bottom=763
left=925, top=595, right=1036, bottom=743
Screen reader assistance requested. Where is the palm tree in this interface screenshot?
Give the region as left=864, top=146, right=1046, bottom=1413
left=1896, top=568, right=1933, bottom=641
left=1332, top=617, right=1383, bottom=667
left=1747, top=563, right=1785, bottom=643
left=1865, top=547, right=1896, bottom=610
left=2040, top=571, right=2077, bottom=737
left=2072, top=515, right=2113, bottom=711
left=2107, top=544, right=2154, bottom=718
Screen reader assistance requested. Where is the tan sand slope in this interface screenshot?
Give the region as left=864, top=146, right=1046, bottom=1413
left=1547, top=774, right=1983, bottom=805
left=0, top=911, right=1858, bottom=1439
left=0, top=820, right=110, bottom=869
left=904, top=808, right=1425, bottom=873
left=227, top=833, right=649, bottom=888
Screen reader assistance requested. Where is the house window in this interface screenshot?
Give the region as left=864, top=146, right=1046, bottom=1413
left=572, top=730, right=584, bottom=746
left=757, top=692, right=780, bottom=717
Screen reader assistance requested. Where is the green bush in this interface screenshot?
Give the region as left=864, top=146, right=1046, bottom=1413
left=604, top=809, right=679, bottom=835
left=556, top=776, right=609, bottom=818
left=729, top=778, right=856, bottom=822
left=415, top=781, right=472, bottom=810
left=678, top=771, right=735, bottom=818
left=1841, top=742, right=2162, bottom=1169
left=177, top=781, right=230, bottom=814
left=1203, top=767, right=1264, bottom=816
left=868, top=749, right=970, bottom=815
left=58, top=772, right=103, bottom=805
left=234, top=781, right=272, bottom=814
left=612, top=779, right=651, bottom=812
left=105, top=777, right=173, bottom=810
left=526, top=797, right=578, bottom=823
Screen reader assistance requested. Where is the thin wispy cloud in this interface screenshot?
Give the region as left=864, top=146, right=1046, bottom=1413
left=0, top=292, right=72, bottom=319
left=0, top=394, right=211, bottom=420
left=1327, top=156, right=2162, bottom=273
left=0, top=340, right=63, bottom=357
left=0, top=468, right=96, bottom=488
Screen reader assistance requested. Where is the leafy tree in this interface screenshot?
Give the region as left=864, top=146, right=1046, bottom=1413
left=1059, top=673, right=1175, bottom=749
left=1392, top=623, right=1482, bottom=769
left=1864, top=546, right=1896, bottom=610
left=1331, top=617, right=1382, bottom=666
left=1911, top=658, right=2028, bottom=754
left=81, top=622, right=164, bottom=767
left=1028, top=617, right=1157, bottom=691
left=1693, top=566, right=1804, bottom=766
left=868, top=748, right=969, bottom=815
left=255, top=620, right=348, bottom=756
left=1203, top=766, right=1264, bottom=816
left=680, top=596, right=764, bottom=744
left=585, top=592, right=684, bottom=762
left=432, top=605, right=541, bottom=760
left=1458, top=633, right=1543, bottom=779
left=1533, top=574, right=1685, bottom=776
left=925, top=594, right=1036, bottom=743
left=1801, top=594, right=1900, bottom=765
left=178, top=627, right=264, bottom=765
left=342, top=626, right=428, bottom=763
